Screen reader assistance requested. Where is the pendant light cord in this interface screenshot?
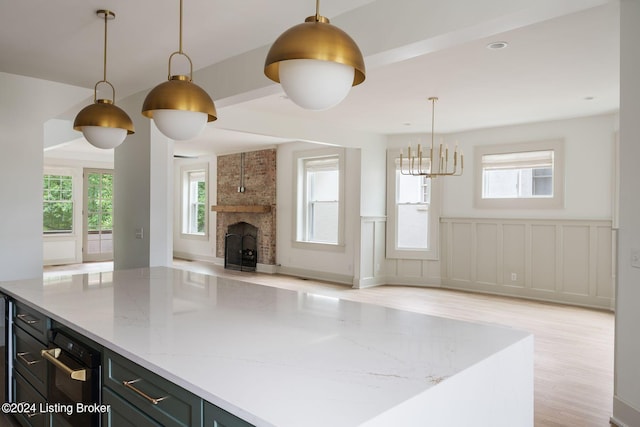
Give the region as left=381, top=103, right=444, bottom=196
left=179, top=0, right=183, bottom=54
left=102, top=11, right=108, bottom=82
left=315, top=0, right=320, bottom=21
left=94, top=10, right=116, bottom=103
left=166, top=0, right=193, bottom=80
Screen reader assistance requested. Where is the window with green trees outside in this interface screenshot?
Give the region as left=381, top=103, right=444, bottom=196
left=43, top=174, right=73, bottom=234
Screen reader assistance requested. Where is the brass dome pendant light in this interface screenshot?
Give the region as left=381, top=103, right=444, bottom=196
left=142, top=0, right=216, bottom=141
left=74, top=10, right=134, bottom=149
left=264, top=0, right=366, bottom=111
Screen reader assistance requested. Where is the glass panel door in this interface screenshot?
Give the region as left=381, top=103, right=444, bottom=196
left=83, top=169, right=113, bottom=262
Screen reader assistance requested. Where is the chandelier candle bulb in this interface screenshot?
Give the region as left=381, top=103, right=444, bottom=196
left=398, top=97, right=463, bottom=177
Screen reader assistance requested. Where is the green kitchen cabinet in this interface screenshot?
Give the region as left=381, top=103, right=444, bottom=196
left=203, top=401, right=254, bottom=427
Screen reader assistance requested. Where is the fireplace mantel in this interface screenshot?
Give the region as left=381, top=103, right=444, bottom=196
left=211, top=205, right=272, bottom=213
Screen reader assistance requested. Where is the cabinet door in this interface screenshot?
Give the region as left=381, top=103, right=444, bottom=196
left=13, top=370, right=49, bottom=427
left=103, top=349, right=201, bottom=427
left=203, top=401, right=253, bottom=427
left=13, top=302, right=49, bottom=344
left=102, top=387, right=162, bottom=427
left=50, top=413, right=73, bottom=427
left=13, top=325, right=47, bottom=397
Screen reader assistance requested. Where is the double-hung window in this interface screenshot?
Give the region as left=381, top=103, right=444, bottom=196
left=43, top=174, right=74, bottom=234
left=294, top=148, right=345, bottom=248
left=181, top=166, right=208, bottom=237
left=386, top=151, right=440, bottom=260
left=475, top=140, right=564, bottom=209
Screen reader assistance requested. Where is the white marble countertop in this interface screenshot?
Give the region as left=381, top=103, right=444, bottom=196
left=0, top=267, right=531, bottom=426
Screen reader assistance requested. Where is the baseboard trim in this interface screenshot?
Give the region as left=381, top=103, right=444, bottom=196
left=256, top=263, right=277, bottom=274
left=443, top=278, right=614, bottom=311
left=354, top=276, right=386, bottom=289
left=277, top=266, right=353, bottom=286
left=173, top=252, right=217, bottom=264
left=612, top=396, right=640, bottom=427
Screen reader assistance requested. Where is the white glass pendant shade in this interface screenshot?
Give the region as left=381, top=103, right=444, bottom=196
left=81, top=126, right=128, bottom=149
left=151, top=109, right=208, bottom=141
left=74, top=11, right=134, bottom=149
left=279, top=59, right=354, bottom=110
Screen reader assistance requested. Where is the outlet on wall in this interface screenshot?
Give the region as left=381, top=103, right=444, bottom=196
left=511, top=272, right=517, bottom=281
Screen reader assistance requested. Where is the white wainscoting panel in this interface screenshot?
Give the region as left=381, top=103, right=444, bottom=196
left=441, top=218, right=614, bottom=310
left=43, top=238, right=79, bottom=265
left=357, top=216, right=441, bottom=288
left=356, top=217, right=387, bottom=288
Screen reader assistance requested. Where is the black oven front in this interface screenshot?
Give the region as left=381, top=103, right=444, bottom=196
left=43, top=329, right=101, bottom=427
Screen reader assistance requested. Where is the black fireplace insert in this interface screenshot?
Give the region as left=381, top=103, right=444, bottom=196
left=225, top=222, right=258, bottom=271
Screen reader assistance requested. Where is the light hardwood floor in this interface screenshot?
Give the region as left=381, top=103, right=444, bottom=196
left=44, top=260, right=615, bottom=427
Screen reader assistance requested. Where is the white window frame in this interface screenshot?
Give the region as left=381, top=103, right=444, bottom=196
left=474, top=139, right=565, bottom=209
left=43, top=170, right=75, bottom=235
left=293, top=147, right=345, bottom=251
left=180, top=164, right=209, bottom=239
left=386, top=150, right=441, bottom=260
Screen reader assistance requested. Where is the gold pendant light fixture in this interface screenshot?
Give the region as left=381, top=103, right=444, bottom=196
left=142, top=0, right=216, bottom=141
left=264, top=0, right=366, bottom=110
left=399, top=97, right=464, bottom=178
left=74, top=10, right=134, bottom=149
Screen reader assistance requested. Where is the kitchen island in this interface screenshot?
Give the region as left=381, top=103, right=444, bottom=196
left=0, top=267, right=533, bottom=426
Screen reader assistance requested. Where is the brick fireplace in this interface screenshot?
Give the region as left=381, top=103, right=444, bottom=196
left=213, top=149, right=276, bottom=266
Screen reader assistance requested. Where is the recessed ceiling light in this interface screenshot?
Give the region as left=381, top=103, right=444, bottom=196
left=487, top=41, right=509, bottom=50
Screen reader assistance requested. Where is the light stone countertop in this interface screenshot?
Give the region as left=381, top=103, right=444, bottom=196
left=0, top=267, right=531, bottom=426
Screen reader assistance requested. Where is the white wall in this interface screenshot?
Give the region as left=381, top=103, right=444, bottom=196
left=149, top=124, right=174, bottom=267
left=276, top=141, right=361, bottom=284
left=360, top=142, right=387, bottom=217
left=375, top=115, right=617, bottom=295
left=173, top=156, right=217, bottom=263
left=113, top=91, right=152, bottom=270
left=0, top=72, right=89, bottom=281
left=613, top=1, right=640, bottom=425
left=442, top=114, right=616, bottom=219
left=113, top=90, right=174, bottom=270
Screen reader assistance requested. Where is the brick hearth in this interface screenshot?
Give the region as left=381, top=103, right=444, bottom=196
left=215, top=149, right=276, bottom=265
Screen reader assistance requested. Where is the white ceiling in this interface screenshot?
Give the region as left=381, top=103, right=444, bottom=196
left=1, top=0, right=619, bottom=159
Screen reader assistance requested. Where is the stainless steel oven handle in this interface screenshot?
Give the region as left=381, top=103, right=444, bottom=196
left=40, top=348, right=87, bottom=382
left=122, top=379, right=169, bottom=405
left=17, top=313, right=39, bottom=324
left=16, top=351, right=41, bottom=366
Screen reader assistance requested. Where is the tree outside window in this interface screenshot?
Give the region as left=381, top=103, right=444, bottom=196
left=43, top=174, right=73, bottom=234
left=87, top=172, right=113, bottom=232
